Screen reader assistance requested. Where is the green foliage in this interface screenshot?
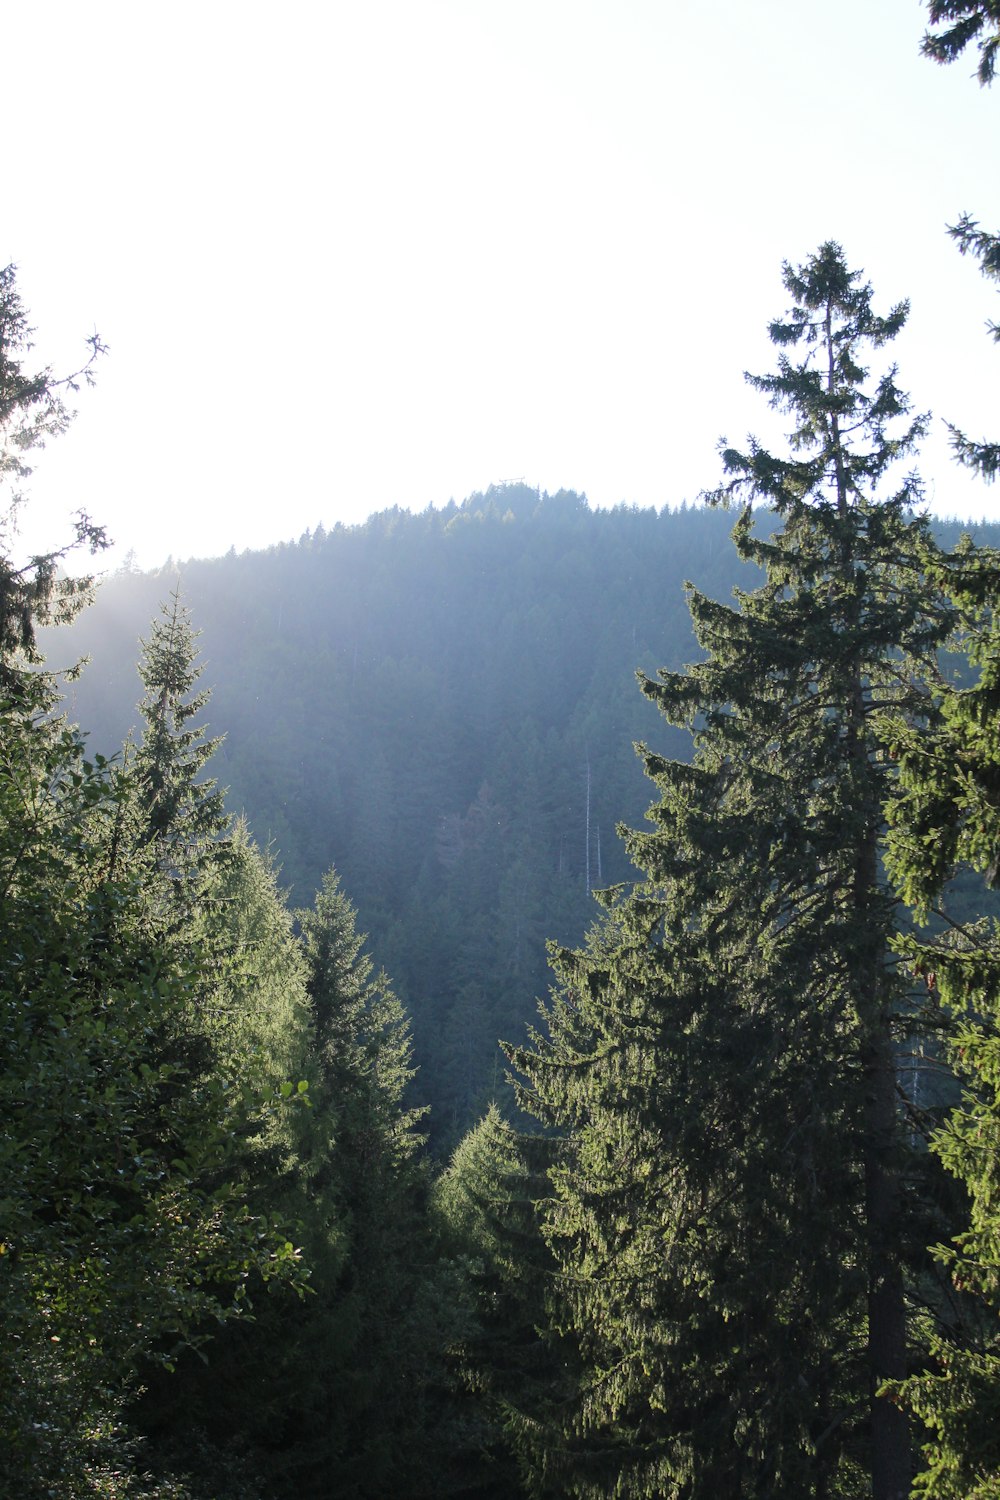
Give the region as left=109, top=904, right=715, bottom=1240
left=432, top=1107, right=566, bottom=1499
left=132, top=588, right=228, bottom=866
left=0, top=676, right=305, bottom=1497
left=140, top=860, right=442, bottom=1500
left=879, top=552, right=1000, bottom=1493
left=265, top=870, right=435, bottom=1498
left=880, top=32, right=1000, bottom=1484
left=0, top=262, right=108, bottom=671
left=883, top=546, right=1000, bottom=915
left=897, top=1013, right=1000, bottom=1499
left=298, top=868, right=422, bottom=1137
left=506, top=245, right=954, bottom=1498
left=49, top=493, right=775, bottom=1147
left=49, top=487, right=1000, bottom=1153
left=940, top=216, right=1000, bottom=482
left=0, top=269, right=320, bottom=1495
left=923, top=2, right=1000, bottom=85
left=126, top=830, right=319, bottom=1485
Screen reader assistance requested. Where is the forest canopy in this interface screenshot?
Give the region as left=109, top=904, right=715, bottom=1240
left=7, top=3, right=1000, bottom=1497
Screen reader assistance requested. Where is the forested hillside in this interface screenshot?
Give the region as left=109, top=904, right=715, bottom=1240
left=14, top=281, right=1000, bottom=1497
left=49, top=493, right=1000, bottom=1146
left=12, top=5, right=1000, bottom=1496
left=45, top=491, right=757, bottom=1142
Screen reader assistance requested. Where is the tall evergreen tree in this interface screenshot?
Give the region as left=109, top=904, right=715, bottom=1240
left=132, top=586, right=228, bottom=878
left=508, top=244, right=954, bottom=1499
left=0, top=261, right=107, bottom=674
left=0, top=270, right=310, bottom=1496
left=880, top=546, right=1000, bottom=1498
left=110, top=600, right=328, bottom=1493
left=0, top=652, right=306, bottom=1499
left=432, top=1106, right=569, bottom=1500
left=130, top=824, right=321, bottom=1496
left=880, top=25, right=1000, bottom=1488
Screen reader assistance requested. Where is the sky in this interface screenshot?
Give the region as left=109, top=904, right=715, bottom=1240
left=5, top=0, right=1000, bottom=570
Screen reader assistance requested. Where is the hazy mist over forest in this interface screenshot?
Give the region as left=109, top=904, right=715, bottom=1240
left=9, top=2, right=1000, bottom=1497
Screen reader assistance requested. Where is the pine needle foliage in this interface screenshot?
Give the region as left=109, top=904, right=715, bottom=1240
left=508, top=244, right=955, bottom=1500
left=923, top=2, right=1000, bottom=86
left=132, top=587, right=228, bottom=879
left=433, top=1106, right=570, bottom=1499
left=885, top=31, right=1000, bottom=1486
left=879, top=544, right=1000, bottom=1496
left=939, top=215, right=1000, bottom=483
left=0, top=674, right=305, bottom=1497
left=264, top=869, right=433, bottom=1498
left=0, top=262, right=107, bottom=676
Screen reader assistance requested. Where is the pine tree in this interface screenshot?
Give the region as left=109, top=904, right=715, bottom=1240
left=508, top=244, right=954, bottom=1499
left=432, top=1106, right=569, bottom=1499
left=132, top=586, right=228, bottom=878
left=874, top=24, right=1000, bottom=1489
left=0, top=262, right=107, bottom=675
left=879, top=544, right=1000, bottom=1495
left=934, top=213, right=1000, bottom=483
left=0, top=672, right=306, bottom=1497
left=129, top=825, right=321, bottom=1494
left=259, top=868, right=432, bottom=1498
left=923, top=2, right=1000, bottom=86
left=0, top=272, right=311, bottom=1495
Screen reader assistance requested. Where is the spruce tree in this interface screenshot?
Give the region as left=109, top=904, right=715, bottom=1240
left=432, top=1106, right=570, bottom=1500
left=878, top=21, right=1000, bottom=1488
left=0, top=262, right=107, bottom=675
left=129, top=825, right=321, bottom=1494
left=263, top=869, right=431, bottom=1498
left=132, top=586, right=228, bottom=879
left=922, top=2, right=1000, bottom=86
left=508, top=244, right=953, bottom=1499
left=880, top=547, right=1000, bottom=1496
left=0, top=664, right=306, bottom=1498
left=0, top=272, right=310, bottom=1495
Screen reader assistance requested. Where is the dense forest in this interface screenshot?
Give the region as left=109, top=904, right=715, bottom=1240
left=9, top=5, right=1000, bottom=1498
left=46, top=488, right=1000, bottom=1154
left=47, top=488, right=770, bottom=1146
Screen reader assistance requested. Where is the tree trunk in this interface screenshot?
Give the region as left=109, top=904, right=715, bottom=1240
left=850, top=662, right=911, bottom=1499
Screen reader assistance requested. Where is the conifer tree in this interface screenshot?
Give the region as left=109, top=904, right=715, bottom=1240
left=107, top=601, right=330, bottom=1492
left=0, top=262, right=107, bottom=675
left=258, top=869, right=432, bottom=1498
left=432, top=1106, right=569, bottom=1499
left=129, top=825, right=321, bottom=1493
left=921, top=2, right=1000, bottom=479
left=0, top=271, right=310, bottom=1495
left=0, top=657, right=306, bottom=1498
left=877, top=22, right=1000, bottom=1489
left=923, top=1, right=1000, bottom=86
left=132, top=586, right=228, bottom=879
left=879, top=548, right=1000, bottom=1497
left=508, top=244, right=953, bottom=1499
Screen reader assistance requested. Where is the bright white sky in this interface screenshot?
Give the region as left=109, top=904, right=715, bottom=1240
left=6, top=0, right=1000, bottom=569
